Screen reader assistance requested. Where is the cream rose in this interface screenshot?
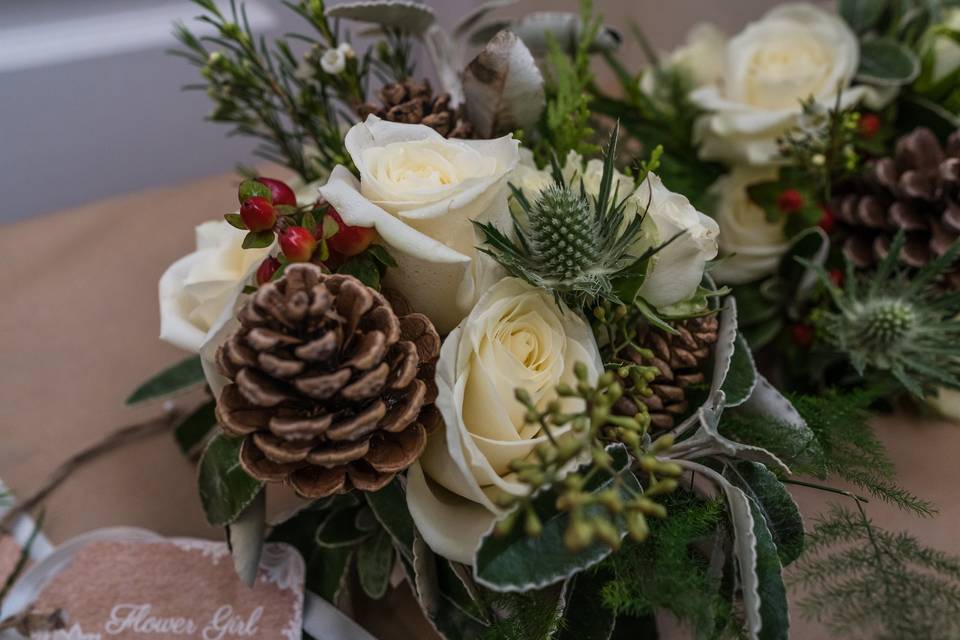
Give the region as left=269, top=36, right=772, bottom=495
left=318, top=116, right=520, bottom=333
left=159, top=220, right=271, bottom=352
left=709, top=167, right=789, bottom=285
left=405, top=277, right=603, bottom=563
left=513, top=152, right=719, bottom=309
left=640, top=23, right=728, bottom=95
left=690, top=4, right=865, bottom=165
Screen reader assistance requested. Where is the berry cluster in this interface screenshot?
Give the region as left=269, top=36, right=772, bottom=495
left=225, top=176, right=377, bottom=285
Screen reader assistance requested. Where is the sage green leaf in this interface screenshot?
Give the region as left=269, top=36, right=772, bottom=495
left=126, top=356, right=204, bottom=404
left=357, top=529, right=394, bottom=599
left=474, top=448, right=640, bottom=592
left=726, top=462, right=804, bottom=566
left=748, top=498, right=790, bottom=640
left=366, top=244, right=398, bottom=268
left=710, top=298, right=739, bottom=394
left=839, top=0, right=885, bottom=32
left=366, top=478, right=416, bottom=560
left=197, top=434, right=263, bottom=526
left=316, top=507, right=370, bottom=548
left=227, top=489, right=265, bottom=587
left=310, top=546, right=354, bottom=604
left=408, top=534, right=488, bottom=640
left=857, top=38, right=920, bottom=85
left=338, top=254, right=381, bottom=290
left=174, top=400, right=217, bottom=455
left=721, top=334, right=758, bottom=408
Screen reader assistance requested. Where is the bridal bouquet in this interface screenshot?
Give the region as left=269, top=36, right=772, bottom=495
left=129, top=1, right=960, bottom=638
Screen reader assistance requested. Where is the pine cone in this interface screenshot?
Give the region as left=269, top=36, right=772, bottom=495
left=215, top=263, right=442, bottom=499
left=358, top=78, right=473, bottom=138
left=832, top=127, right=960, bottom=283
left=615, top=315, right=719, bottom=430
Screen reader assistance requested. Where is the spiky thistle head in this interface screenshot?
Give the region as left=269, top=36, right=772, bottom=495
left=804, top=231, right=960, bottom=395
left=473, top=126, right=678, bottom=311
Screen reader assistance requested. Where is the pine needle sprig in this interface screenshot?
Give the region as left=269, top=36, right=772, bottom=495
left=475, top=127, right=683, bottom=312
left=802, top=231, right=960, bottom=397
left=791, top=503, right=960, bottom=640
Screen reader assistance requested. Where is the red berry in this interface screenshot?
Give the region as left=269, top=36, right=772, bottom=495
left=326, top=208, right=377, bottom=257
left=239, top=196, right=276, bottom=232
left=818, top=206, right=836, bottom=234
left=256, top=256, right=281, bottom=285
left=790, top=323, right=814, bottom=348
left=829, top=269, right=844, bottom=287
left=279, top=226, right=317, bottom=262
left=777, top=188, right=805, bottom=215
left=256, top=177, right=297, bottom=207
left=859, top=113, right=881, bottom=139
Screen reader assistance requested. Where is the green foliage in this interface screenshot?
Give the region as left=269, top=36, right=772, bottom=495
left=126, top=356, right=204, bottom=404
left=803, top=231, right=960, bottom=397
left=171, top=0, right=369, bottom=181
left=536, top=0, right=600, bottom=161
left=197, top=434, right=263, bottom=526
left=599, top=492, right=733, bottom=637
left=173, top=399, right=217, bottom=456
left=791, top=504, right=960, bottom=640
left=722, top=387, right=934, bottom=516
left=478, top=586, right=568, bottom=640
left=476, top=129, right=679, bottom=311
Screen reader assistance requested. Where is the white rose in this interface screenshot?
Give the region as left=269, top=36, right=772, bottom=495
left=709, top=166, right=789, bottom=285
left=159, top=221, right=271, bottom=353
left=318, top=116, right=520, bottom=333
left=690, top=4, right=865, bottom=165
left=513, top=152, right=719, bottom=308
left=405, top=277, right=603, bottom=563
left=641, top=23, right=728, bottom=95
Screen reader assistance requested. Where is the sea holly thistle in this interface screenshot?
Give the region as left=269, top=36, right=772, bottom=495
left=801, top=230, right=960, bottom=395
left=475, top=127, right=681, bottom=312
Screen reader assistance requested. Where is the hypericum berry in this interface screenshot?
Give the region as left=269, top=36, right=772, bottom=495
left=279, top=226, right=317, bottom=262
left=256, top=256, right=281, bottom=285
left=256, top=177, right=297, bottom=207
left=326, top=208, right=376, bottom=257
left=859, top=113, right=881, bottom=139
left=240, top=197, right=276, bottom=232
left=777, top=188, right=805, bottom=215
left=790, top=323, right=814, bottom=348
left=829, top=269, right=844, bottom=287
left=818, top=206, right=836, bottom=234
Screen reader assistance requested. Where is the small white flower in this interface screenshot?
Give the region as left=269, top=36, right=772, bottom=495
left=320, top=47, right=346, bottom=75
left=336, top=42, right=356, bottom=59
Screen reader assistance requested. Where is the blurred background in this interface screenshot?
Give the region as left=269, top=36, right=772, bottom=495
left=0, top=0, right=777, bottom=223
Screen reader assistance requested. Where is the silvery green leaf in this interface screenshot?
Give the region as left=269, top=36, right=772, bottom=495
left=453, top=0, right=518, bottom=39
left=721, top=333, right=758, bottom=408
left=742, top=375, right=807, bottom=431
left=711, top=297, right=739, bottom=392
left=423, top=24, right=464, bottom=104
left=227, top=489, right=265, bottom=587
left=472, top=12, right=621, bottom=55
left=325, top=1, right=436, bottom=35
left=463, top=30, right=545, bottom=138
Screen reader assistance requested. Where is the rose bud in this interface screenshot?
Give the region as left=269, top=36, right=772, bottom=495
left=256, top=256, right=281, bottom=285
left=256, top=177, right=297, bottom=207
left=279, top=226, right=317, bottom=262
left=240, top=196, right=276, bottom=232
left=327, top=208, right=376, bottom=257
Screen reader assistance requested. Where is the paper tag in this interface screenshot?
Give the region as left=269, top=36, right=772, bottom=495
left=26, top=538, right=304, bottom=640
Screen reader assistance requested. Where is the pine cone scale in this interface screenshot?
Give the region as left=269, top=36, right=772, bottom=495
left=358, top=78, right=473, bottom=138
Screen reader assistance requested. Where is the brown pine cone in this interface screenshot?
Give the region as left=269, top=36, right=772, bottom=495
left=615, top=315, right=719, bottom=429
left=358, top=78, right=474, bottom=138
left=832, top=127, right=960, bottom=284
left=215, top=263, right=441, bottom=499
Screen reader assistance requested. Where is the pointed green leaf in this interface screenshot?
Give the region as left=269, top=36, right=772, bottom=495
left=338, top=254, right=381, bottom=290
left=309, top=546, right=354, bottom=603
left=126, top=356, right=204, bottom=404
left=475, top=447, right=639, bottom=592
left=242, top=229, right=275, bottom=249
left=224, top=213, right=246, bottom=229
left=727, top=462, right=804, bottom=566
left=748, top=497, right=790, bottom=640
left=365, top=478, right=416, bottom=561
left=197, top=434, right=263, bottom=526
left=357, top=529, right=394, bottom=599
left=239, top=178, right=271, bottom=203
left=367, top=244, right=398, bottom=268
left=174, top=400, right=217, bottom=455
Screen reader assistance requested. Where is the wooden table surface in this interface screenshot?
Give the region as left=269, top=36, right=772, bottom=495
left=2, top=173, right=958, bottom=639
